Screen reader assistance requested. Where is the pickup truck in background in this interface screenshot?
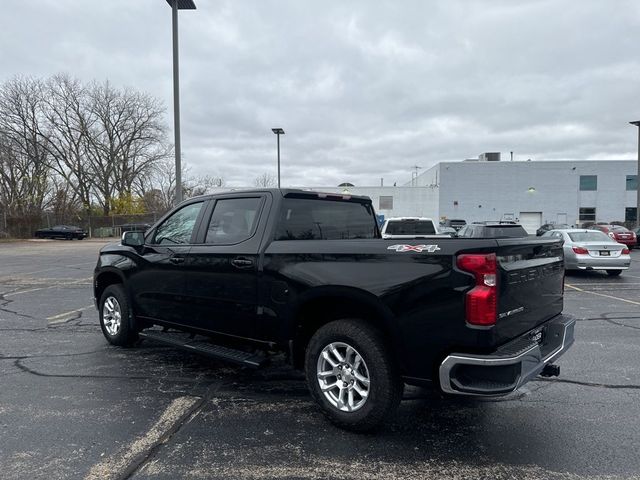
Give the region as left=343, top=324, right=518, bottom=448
left=94, top=189, right=575, bottom=431
left=380, top=217, right=441, bottom=239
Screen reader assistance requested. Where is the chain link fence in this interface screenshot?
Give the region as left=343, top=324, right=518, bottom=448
left=0, top=211, right=163, bottom=239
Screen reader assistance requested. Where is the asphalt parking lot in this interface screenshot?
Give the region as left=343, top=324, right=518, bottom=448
left=1, top=240, right=639, bottom=480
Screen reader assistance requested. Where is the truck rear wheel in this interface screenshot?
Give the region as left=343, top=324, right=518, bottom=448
left=99, top=284, right=138, bottom=346
left=305, top=319, right=403, bottom=432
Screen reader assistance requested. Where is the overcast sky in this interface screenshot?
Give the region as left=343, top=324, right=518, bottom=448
left=1, top=0, right=639, bottom=187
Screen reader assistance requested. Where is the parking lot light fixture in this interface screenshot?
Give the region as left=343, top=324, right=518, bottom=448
left=272, top=128, right=285, bottom=188
left=631, top=121, right=640, bottom=229
left=165, top=0, right=197, bottom=205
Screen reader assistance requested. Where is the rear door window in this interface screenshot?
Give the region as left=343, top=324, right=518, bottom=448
left=205, top=197, right=263, bottom=244
left=275, top=198, right=377, bottom=240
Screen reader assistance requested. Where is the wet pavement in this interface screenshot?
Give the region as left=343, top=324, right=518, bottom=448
left=0, top=239, right=639, bottom=479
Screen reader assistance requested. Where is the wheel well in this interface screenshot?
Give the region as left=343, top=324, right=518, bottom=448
left=95, top=272, right=123, bottom=302
left=291, top=296, right=396, bottom=370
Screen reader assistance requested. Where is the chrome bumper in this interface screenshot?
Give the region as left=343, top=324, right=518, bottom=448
left=439, top=314, right=576, bottom=396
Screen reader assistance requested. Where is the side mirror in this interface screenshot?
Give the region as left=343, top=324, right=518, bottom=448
left=122, top=231, right=144, bottom=247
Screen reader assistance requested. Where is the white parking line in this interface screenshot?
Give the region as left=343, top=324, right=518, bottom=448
left=15, top=261, right=95, bottom=276
left=84, top=396, right=201, bottom=480
left=565, top=283, right=640, bottom=306
left=4, top=277, right=92, bottom=297
left=47, top=304, right=95, bottom=324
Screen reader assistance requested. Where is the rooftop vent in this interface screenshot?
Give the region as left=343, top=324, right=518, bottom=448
left=479, top=152, right=501, bottom=162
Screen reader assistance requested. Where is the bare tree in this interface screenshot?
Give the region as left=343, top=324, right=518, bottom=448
left=39, top=74, right=94, bottom=214
left=1, top=74, right=173, bottom=222
left=140, top=157, right=225, bottom=213
left=254, top=171, right=277, bottom=188
left=0, top=77, right=51, bottom=216
left=82, top=81, right=170, bottom=215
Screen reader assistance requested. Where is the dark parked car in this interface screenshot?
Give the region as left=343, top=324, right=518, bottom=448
left=457, top=222, right=529, bottom=238
left=35, top=225, right=87, bottom=240
left=536, top=223, right=571, bottom=236
left=94, top=189, right=574, bottom=431
left=589, top=225, right=637, bottom=249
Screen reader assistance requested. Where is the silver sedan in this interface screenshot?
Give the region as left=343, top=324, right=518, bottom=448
left=542, top=229, right=631, bottom=276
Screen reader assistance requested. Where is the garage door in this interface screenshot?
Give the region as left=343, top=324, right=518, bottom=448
left=519, top=212, right=542, bottom=234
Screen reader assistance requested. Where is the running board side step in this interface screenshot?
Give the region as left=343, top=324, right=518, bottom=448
left=139, top=330, right=267, bottom=368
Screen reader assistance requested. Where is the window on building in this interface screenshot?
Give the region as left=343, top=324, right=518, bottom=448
left=626, top=175, right=638, bottom=191
left=379, top=196, right=393, bottom=210
left=579, top=175, right=597, bottom=191
left=625, top=207, right=638, bottom=223
left=578, top=207, right=596, bottom=222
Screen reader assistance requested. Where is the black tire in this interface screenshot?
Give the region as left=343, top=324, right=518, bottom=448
left=606, top=270, right=622, bottom=277
left=99, top=284, right=138, bottom=346
left=305, top=319, right=403, bottom=432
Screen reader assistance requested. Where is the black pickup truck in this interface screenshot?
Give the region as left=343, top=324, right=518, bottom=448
left=94, top=189, right=575, bottom=431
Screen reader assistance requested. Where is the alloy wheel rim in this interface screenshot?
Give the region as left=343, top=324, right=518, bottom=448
left=316, top=341, right=370, bottom=412
left=102, top=296, right=122, bottom=336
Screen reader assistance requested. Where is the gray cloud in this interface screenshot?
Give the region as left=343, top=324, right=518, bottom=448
left=1, top=0, right=639, bottom=187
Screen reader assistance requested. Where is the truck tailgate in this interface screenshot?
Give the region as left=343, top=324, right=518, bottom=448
left=494, top=238, right=565, bottom=345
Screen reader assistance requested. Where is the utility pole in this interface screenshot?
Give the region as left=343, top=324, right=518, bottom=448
left=411, top=165, right=422, bottom=186
left=272, top=128, right=285, bottom=188
left=165, top=0, right=196, bottom=205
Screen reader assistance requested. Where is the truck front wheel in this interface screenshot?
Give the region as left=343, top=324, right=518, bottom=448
left=99, top=284, right=138, bottom=346
left=304, top=319, right=403, bottom=432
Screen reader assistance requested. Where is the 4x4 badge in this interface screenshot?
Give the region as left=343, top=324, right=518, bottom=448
left=387, top=244, right=441, bottom=253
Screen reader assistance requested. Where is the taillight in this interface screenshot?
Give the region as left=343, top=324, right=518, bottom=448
left=608, top=232, right=615, bottom=238
left=457, top=253, right=497, bottom=327
left=572, top=246, right=588, bottom=254
left=622, top=248, right=630, bottom=254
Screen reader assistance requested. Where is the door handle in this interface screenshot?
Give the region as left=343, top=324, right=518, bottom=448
left=169, top=256, right=185, bottom=264
left=231, top=257, right=254, bottom=269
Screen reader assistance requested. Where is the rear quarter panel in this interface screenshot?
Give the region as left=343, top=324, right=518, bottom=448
left=261, top=238, right=501, bottom=380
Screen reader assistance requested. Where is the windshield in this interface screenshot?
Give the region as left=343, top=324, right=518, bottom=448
left=385, top=220, right=435, bottom=235
left=568, top=232, right=611, bottom=242
left=611, top=226, right=629, bottom=232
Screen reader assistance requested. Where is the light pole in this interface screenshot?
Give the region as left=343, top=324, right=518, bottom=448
left=272, top=128, right=285, bottom=188
left=166, top=0, right=196, bottom=205
left=631, top=121, right=640, bottom=229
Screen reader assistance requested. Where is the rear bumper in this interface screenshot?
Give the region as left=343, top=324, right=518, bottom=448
left=439, top=313, right=576, bottom=396
left=614, top=238, right=636, bottom=247
left=567, top=255, right=630, bottom=270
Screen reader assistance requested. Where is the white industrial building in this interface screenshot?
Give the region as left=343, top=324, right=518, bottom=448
left=311, top=156, right=638, bottom=234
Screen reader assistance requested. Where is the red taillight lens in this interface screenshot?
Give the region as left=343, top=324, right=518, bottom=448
left=457, top=253, right=497, bottom=326
left=572, top=246, right=588, bottom=254
left=622, top=248, right=630, bottom=254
